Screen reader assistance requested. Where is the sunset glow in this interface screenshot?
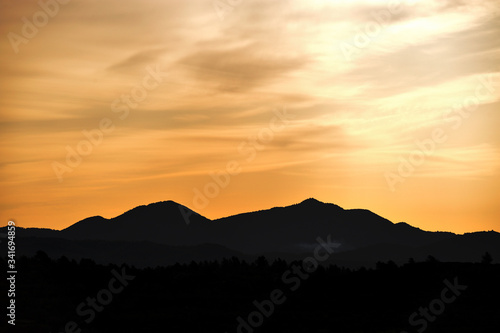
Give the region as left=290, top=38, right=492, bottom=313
left=1, top=0, right=499, bottom=233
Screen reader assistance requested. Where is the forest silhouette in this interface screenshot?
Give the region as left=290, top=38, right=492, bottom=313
left=1, top=251, right=498, bottom=333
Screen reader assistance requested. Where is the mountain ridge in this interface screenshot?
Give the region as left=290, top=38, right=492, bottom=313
left=4, top=198, right=457, bottom=251
left=2, top=198, right=498, bottom=268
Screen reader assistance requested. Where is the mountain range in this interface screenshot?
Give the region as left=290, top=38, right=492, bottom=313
left=3, top=198, right=499, bottom=267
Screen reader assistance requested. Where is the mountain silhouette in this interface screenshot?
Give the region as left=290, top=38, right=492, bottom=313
left=4, top=198, right=499, bottom=267
left=62, top=201, right=211, bottom=245
left=59, top=198, right=456, bottom=252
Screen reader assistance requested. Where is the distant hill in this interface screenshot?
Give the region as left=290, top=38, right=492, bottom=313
left=2, top=198, right=499, bottom=267
left=13, top=237, right=249, bottom=268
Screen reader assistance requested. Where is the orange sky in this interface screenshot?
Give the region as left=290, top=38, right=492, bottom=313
left=1, top=0, right=499, bottom=234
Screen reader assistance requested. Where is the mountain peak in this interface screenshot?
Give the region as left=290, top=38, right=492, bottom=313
left=114, top=200, right=183, bottom=219
left=299, top=198, right=324, bottom=205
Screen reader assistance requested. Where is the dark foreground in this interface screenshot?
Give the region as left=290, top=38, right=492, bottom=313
left=1, top=253, right=499, bottom=333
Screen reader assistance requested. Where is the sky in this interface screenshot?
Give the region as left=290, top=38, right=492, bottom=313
left=0, top=0, right=499, bottom=233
